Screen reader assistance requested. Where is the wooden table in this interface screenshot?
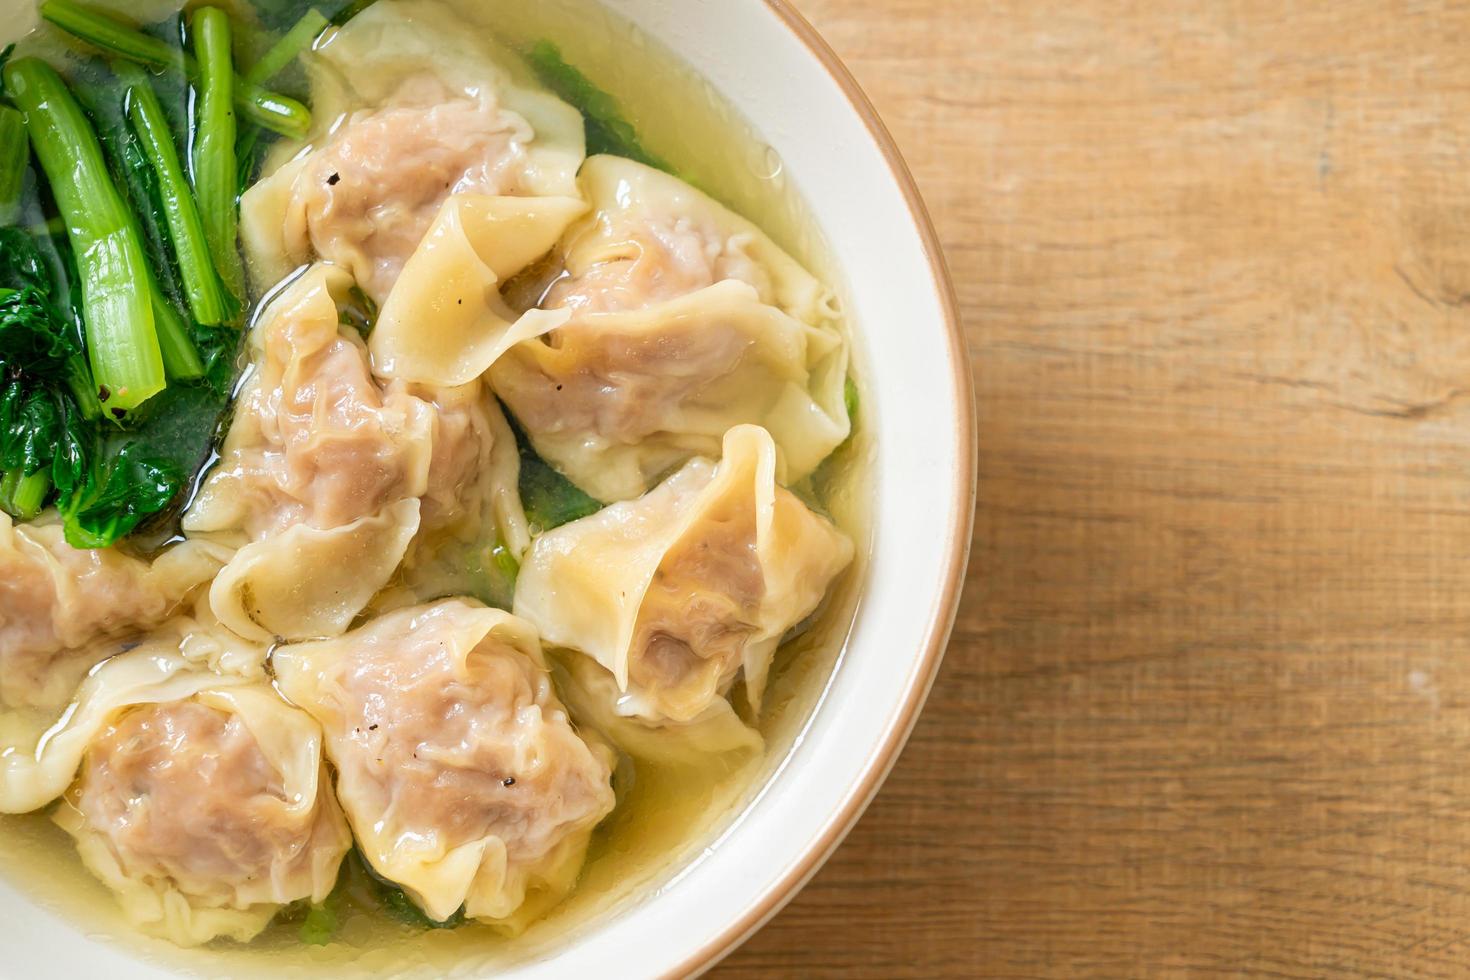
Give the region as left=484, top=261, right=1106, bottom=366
left=715, top=1, right=1470, bottom=976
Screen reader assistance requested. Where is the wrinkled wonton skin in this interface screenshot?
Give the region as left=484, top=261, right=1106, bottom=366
left=514, top=425, right=854, bottom=725
left=272, top=600, right=616, bottom=927
left=491, top=156, right=851, bottom=502
left=183, top=263, right=529, bottom=641
left=240, top=0, right=586, bottom=301
left=55, top=684, right=351, bottom=946
left=552, top=650, right=763, bottom=768
left=369, top=194, right=586, bottom=388
left=183, top=264, right=432, bottom=641
left=0, top=611, right=267, bottom=816
left=0, top=513, right=228, bottom=709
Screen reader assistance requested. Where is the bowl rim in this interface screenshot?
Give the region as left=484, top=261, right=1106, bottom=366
left=664, top=2, right=976, bottom=976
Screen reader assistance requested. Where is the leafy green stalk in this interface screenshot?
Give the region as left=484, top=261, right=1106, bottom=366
left=150, top=290, right=203, bottom=379
left=9, top=469, right=50, bottom=519
left=244, top=8, right=329, bottom=87
left=126, top=77, right=229, bottom=325
left=0, top=470, right=18, bottom=515
left=64, top=355, right=101, bottom=418
left=525, top=41, right=671, bottom=172
left=0, top=107, right=26, bottom=225
left=3, top=58, right=164, bottom=413
left=72, top=67, right=205, bottom=383
left=191, top=7, right=245, bottom=305
left=39, top=0, right=312, bottom=139
left=38, top=0, right=184, bottom=71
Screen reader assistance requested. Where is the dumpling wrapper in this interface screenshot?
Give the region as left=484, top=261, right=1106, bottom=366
left=546, top=155, right=837, bottom=325
left=552, top=651, right=762, bottom=768
left=184, top=265, right=438, bottom=640
left=0, top=514, right=230, bottom=710
left=240, top=0, right=586, bottom=298
left=0, top=613, right=267, bottom=815
left=54, top=683, right=350, bottom=946
left=208, top=498, right=422, bottom=643
left=495, top=278, right=844, bottom=503
left=513, top=425, right=854, bottom=724
left=377, top=383, right=530, bottom=615
left=492, top=156, right=851, bottom=502
left=369, top=194, right=586, bottom=387
left=272, top=600, right=616, bottom=928
left=184, top=264, right=435, bottom=541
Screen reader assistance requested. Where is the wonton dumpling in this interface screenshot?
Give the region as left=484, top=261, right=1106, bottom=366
left=54, top=685, right=351, bottom=946
left=272, top=600, right=616, bottom=927
left=0, top=614, right=266, bottom=815
left=184, top=265, right=435, bottom=641
left=240, top=0, right=586, bottom=300
left=380, top=381, right=530, bottom=613
left=491, top=156, right=851, bottom=501
left=185, top=265, right=434, bottom=541
left=543, top=155, right=835, bottom=324
left=513, top=425, right=854, bottom=724
left=0, top=514, right=227, bottom=709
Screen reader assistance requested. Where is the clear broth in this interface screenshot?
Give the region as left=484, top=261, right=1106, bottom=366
left=0, top=0, right=874, bottom=974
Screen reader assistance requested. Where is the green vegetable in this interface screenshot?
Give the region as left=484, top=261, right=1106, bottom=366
left=0, top=228, right=100, bottom=419
left=150, top=290, right=204, bottom=380
left=4, top=57, right=164, bottom=413
left=844, top=376, right=859, bottom=426
left=39, top=0, right=312, bottom=139
left=336, top=283, right=377, bottom=338
left=71, top=66, right=204, bottom=382
left=0, top=287, right=79, bottom=372
left=0, top=285, right=93, bottom=525
left=38, top=1, right=185, bottom=72
left=377, top=886, right=465, bottom=930
left=297, top=899, right=339, bottom=946
left=0, top=107, right=26, bottom=225
left=346, top=849, right=465, bottom=930
left=127, top=74, right=230, bottom=325
left=6, top=470, right=50, bottom=520
left=489, top=537, right=519, bottom=598
left=191, top=6, right=245, bottom=305
left=525, top=40, right=671, bottom=172
left=244, top=8, right=330, bottom=87
left=0, top=229, right=49, bottom=295
left=506, top=409, right=604, bottom=532
left=63, top=441, right=182, bottom=548
left=329, top=0, right=381, bottom=26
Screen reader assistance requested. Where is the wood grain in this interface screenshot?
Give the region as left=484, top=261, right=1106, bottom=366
left=714, top=1, right=1470, bottom=976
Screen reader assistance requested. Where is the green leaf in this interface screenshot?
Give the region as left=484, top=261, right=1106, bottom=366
left=63, top=442, right=182, bottom=549
left=0, top=227, right=51, bottom=295
left=524, top=40, right=672, bottom=173
left=2, top=386, right=60, bottom=476
left=0, top=286, right=80, bottom=375
left=505, top=407, right=603, bottom=533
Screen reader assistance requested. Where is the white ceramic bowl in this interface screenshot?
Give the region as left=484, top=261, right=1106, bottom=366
left=0, top=0, right=973, bottom=976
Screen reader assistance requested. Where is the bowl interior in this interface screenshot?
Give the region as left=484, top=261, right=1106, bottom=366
left=0, top=1, right=972, bottom=976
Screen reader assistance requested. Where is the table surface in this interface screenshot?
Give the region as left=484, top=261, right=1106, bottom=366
left=712, top=1, right=1470, bottom=976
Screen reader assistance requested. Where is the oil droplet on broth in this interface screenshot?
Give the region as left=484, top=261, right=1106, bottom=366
left=752, top=143, right=785, bottom=185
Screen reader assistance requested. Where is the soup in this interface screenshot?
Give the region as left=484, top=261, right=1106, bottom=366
left=0, top=0, right=869, bottom=973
